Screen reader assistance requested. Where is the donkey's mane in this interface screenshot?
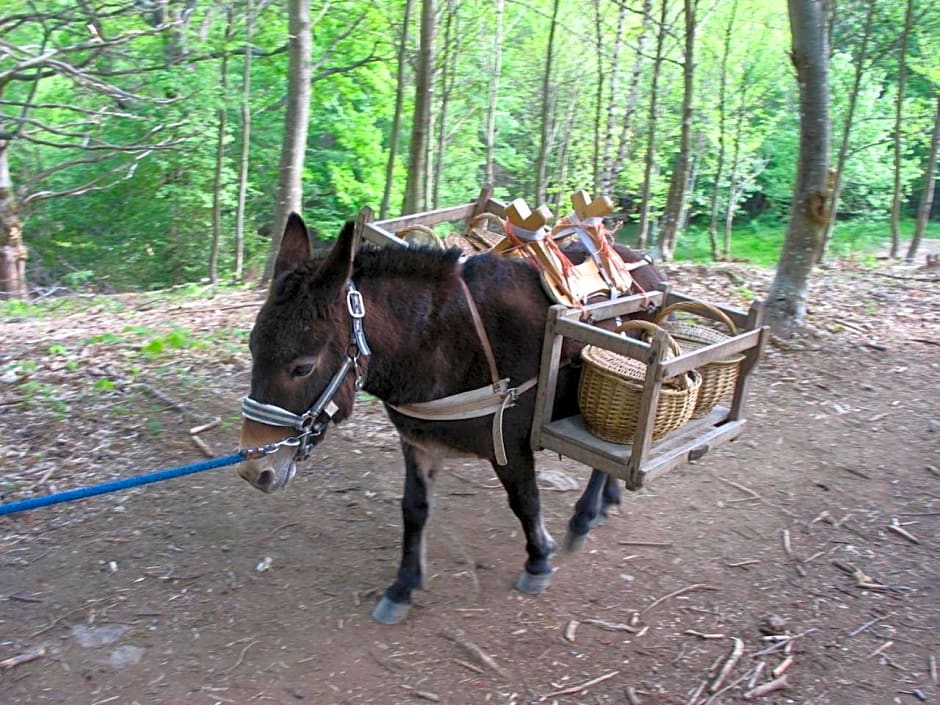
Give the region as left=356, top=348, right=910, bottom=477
left=353, top=245, right=463, bottom=283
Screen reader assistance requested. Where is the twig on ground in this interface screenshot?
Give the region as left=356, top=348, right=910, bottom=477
left=710, top=637, right=744, bottom=693
left=582, top=618, right=638, bottom=633
left=539, top=671, right=619, bottom=701
left=618, top=540, right=674, bottom=547
left=220, top=639, right=257, bottom=674
left=781, top=529, right=794, bottom=559
left=867, top=640, right=893, bottom=659
left=772, top=655, right=794, bottom=677
left=625, top=686, right=642, bottom=705
left=887, top=518, right=921, bottom=545
left=685, top=630, right=725, bottom=640
left=726, top=559, right=760, bottom=569
left=744, top=674, right=789, bottom=699
left=0, top=645, right=46, bottom=669
left=191, top=435, right=214, bottom=457
left=189, top=417, right=222, bottom=435
left=849, top=617, right=884, bottom=637
left=640, top=584, right=716, bottom=616
left=564, top=620, right=578, bottom=642
left=442, top=631, right=508, bottom=678
left=929, top=654, right=937, bottom=685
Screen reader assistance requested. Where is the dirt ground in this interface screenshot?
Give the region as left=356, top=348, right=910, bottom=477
left=1, top=254, right=937, bottom=705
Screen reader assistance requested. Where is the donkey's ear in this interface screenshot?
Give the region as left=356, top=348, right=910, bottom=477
left=273, top=212, right=314, bottom=279
left=313, top=220, right=357, bottom=298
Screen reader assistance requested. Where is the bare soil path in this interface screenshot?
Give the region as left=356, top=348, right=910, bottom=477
left=1, top=257, right=937, bottom=704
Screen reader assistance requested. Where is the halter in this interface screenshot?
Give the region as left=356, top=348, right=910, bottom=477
left=241, top=282, right=371, bottom=460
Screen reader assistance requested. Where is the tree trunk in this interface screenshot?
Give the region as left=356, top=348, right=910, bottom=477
left=637, top=0, right=669, bottom=250
left=907, top=95, right=940, bottom=263
left=659, top=0, right=697, bottom=262
left=604, top=0, right=653, bottom=195
left=707, top=1, right=737, bottom=261
left=534, top=0, right=561, bottom=205
left=210, top=10, right=234, bottom=284
left=889, top=0, right=914, bottom=259
left=0, top=143, right=28, bottom=299
left=264, top=0, right=311, bottom=282
left=381, top=0, right=414, bottom=219
left=483, top=0, right=504, bottom=188
left=596, top=2, right=627, bottom=193
left=403, top=0, right=436, bottom=215
left=591, top=0, right=605, bottom=193
left=234, top=0, right=255, bottom=281
left=432, top=0, right=458, bottom=210
left=766, top=0, right=830, bottom=337
left=819, top=0, right=874, bottom=263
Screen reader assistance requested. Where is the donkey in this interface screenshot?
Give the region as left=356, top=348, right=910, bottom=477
left=237, top=213, right=664, bottom=624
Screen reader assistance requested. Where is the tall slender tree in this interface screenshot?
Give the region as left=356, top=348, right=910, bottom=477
left=907, top=95, right=940, bottom=263
left=264, top=0, right=311, bottom=281
left=483, top=0, right=505, bottom=188
left=889, top=0, right=914, bottom=258
left=766, top=0, right=831, bottom=336
left=381, top=0, right=414, bottom=219
left=659, top=0, right=698, bottom=261
left=707, top=1, right=738, bottom=261
left=403, top=0, right=436, bottom=215
left=534, top=0, right=561, bottom=204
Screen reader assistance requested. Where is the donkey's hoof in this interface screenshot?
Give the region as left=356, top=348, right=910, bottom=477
left=563, top=529, right=588, bottom=552
left=372, top=596, right=411, bottom=624
left=515, top=570, right=552, bottom=595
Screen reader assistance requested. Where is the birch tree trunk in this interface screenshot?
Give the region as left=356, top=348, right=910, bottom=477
left=766, top=0, right=831, bottom=337
left=382, top=0, right=414, bottom=219
left=659, top=0, right=697, bottom=262
left=403, top=0, right=436, bottom=215
left=0, top=144, right=27, bottom=298
left=604, top=0, right=653, bottom=195
left=535, top=0, right=561, bottom=204
left=637, top=0, right=669, bottom=250
left=889, top=0, right=914, bottom=259
left=819, top=0, right=874, bottom=263
left=483, top=0, right=504, bottom=188
left=264, top=0, right=311, bottom=282
left=234, top=0, right=255, bottom=281
left=906, top=95, right=940, bottom=263
left=707, top=1, right=737, bottom=261
left=432, top=0, right=459, bottom=210
left=210, top=9, right=234, bottom=284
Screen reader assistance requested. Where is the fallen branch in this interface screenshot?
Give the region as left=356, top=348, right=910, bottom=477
left=539, top=670, right=619, bottom=701
left=189, top=417, right=222, bottom=435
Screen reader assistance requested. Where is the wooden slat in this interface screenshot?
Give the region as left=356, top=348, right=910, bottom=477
left=554, top=318, right=654, bottom=361
left=530, top=306, right=566, bottom=451
left=572, top=290, right=665, bottom=322
left=374, top=202, right=478, bottom=232
left=362, top=222, right=408, bottom=248
left=658, top=328, right=763, bottom=379
left=539, top=409, right=743, bottom=483
left=664, top=290, right=750, bottom=330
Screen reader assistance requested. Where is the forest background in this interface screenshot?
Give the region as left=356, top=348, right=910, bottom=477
left=0, top=0, right=938, bottom=296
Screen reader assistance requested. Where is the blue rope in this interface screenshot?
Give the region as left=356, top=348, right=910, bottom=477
left=0, top=452, right=247, bottom=517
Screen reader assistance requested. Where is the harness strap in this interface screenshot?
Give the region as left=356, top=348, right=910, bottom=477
left=457, top=277, right=501, bottom=388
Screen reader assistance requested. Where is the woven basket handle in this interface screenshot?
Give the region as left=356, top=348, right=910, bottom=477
left=397, top=224, right=445, bottom=249
left=613, top=320, right=683, bottom=359
left=466, top=212, right=505, bottom=232
left=613, top=319, right=697, bottom=389
left=654, top=300, right=738, bottom=336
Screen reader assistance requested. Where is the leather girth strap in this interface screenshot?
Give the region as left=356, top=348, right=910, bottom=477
left=387, top=273, right=536, bottom=466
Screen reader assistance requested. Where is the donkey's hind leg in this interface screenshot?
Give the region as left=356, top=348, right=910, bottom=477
left=373, top=439, right=440, bottom=625
left=565, top=470, right=623, bottom=551
left=494, top=448, right=558, bottom=595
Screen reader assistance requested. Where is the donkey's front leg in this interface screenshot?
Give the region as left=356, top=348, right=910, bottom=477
left=495, top=449, right=558, bottom=595
left=373, top=439, right=440, bottom=625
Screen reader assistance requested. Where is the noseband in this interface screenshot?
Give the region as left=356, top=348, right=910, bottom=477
left=241, top=282, right=370, bottom=460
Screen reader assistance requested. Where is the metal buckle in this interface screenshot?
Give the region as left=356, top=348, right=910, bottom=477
left=347, top=289, right=365, bottom=319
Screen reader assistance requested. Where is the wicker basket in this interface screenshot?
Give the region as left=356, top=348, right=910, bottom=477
left=397, top=224, right=445, bottom=249
left=578, top=320, right=702, bottom=444
left=654, top=301, right=743, bottom=418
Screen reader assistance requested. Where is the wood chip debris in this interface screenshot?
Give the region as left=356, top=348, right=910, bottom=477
left=0, top=645, right=46, bottom=669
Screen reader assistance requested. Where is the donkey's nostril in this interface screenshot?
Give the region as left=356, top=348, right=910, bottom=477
left=256, top=469, right=275, bottom=490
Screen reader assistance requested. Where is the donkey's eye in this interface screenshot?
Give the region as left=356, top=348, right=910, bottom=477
left=290, top=363, right=315, bottom=379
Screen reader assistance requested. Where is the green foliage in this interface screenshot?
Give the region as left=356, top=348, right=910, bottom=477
left=6, top=0, right=939, bottom=288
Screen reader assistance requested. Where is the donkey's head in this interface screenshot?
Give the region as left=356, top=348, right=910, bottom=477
left=237, top=214, right=363, bottom=493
